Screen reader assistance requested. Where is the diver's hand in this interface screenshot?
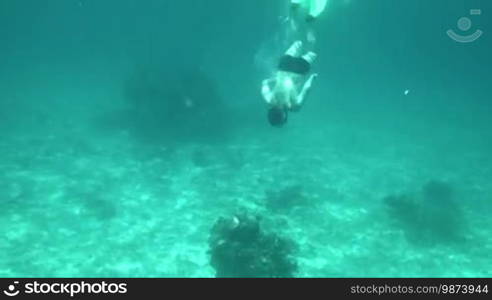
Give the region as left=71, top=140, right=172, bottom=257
left=305, top=73, right=318, bottom=88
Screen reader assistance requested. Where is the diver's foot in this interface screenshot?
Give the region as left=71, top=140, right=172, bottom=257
left=302, top=52, right=317, bottom=64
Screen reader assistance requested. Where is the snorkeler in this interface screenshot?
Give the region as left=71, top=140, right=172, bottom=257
left=289, top=0, right=328, bottom=43
left=261, top=40, right=318, bottom=127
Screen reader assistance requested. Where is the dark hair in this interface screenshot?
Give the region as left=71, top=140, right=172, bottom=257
left=267, top=107, right=288, bottom=127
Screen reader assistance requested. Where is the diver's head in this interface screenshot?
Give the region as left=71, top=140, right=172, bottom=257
left=267, top=106, right=288, bottom=127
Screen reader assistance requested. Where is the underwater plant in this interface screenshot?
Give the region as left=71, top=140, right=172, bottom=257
left=422, top=180, right=455, bottom=207
left=383, top=180, right=466, bottom=246
left=208, top=212, right=298, bottom=278
left=420, top=180, right=466, bottom=243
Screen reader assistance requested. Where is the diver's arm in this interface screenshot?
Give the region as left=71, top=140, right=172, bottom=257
left=296, top=73, right=318, bottom=106
left=261, top=79, right=275, bottom=104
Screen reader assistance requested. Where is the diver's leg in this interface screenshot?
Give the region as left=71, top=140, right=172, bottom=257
left=301, top=51, right=317, bottom=65
left=285, top=41, right=303, bottom=57
left=296, top=73, right=318, bottom=108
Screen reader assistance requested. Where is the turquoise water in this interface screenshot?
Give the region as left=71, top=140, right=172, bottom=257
left=0, top=0, right=490, bottom=277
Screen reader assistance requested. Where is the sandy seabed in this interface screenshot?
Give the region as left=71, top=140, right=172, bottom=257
left=0, top=123, right=490, bottom=278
